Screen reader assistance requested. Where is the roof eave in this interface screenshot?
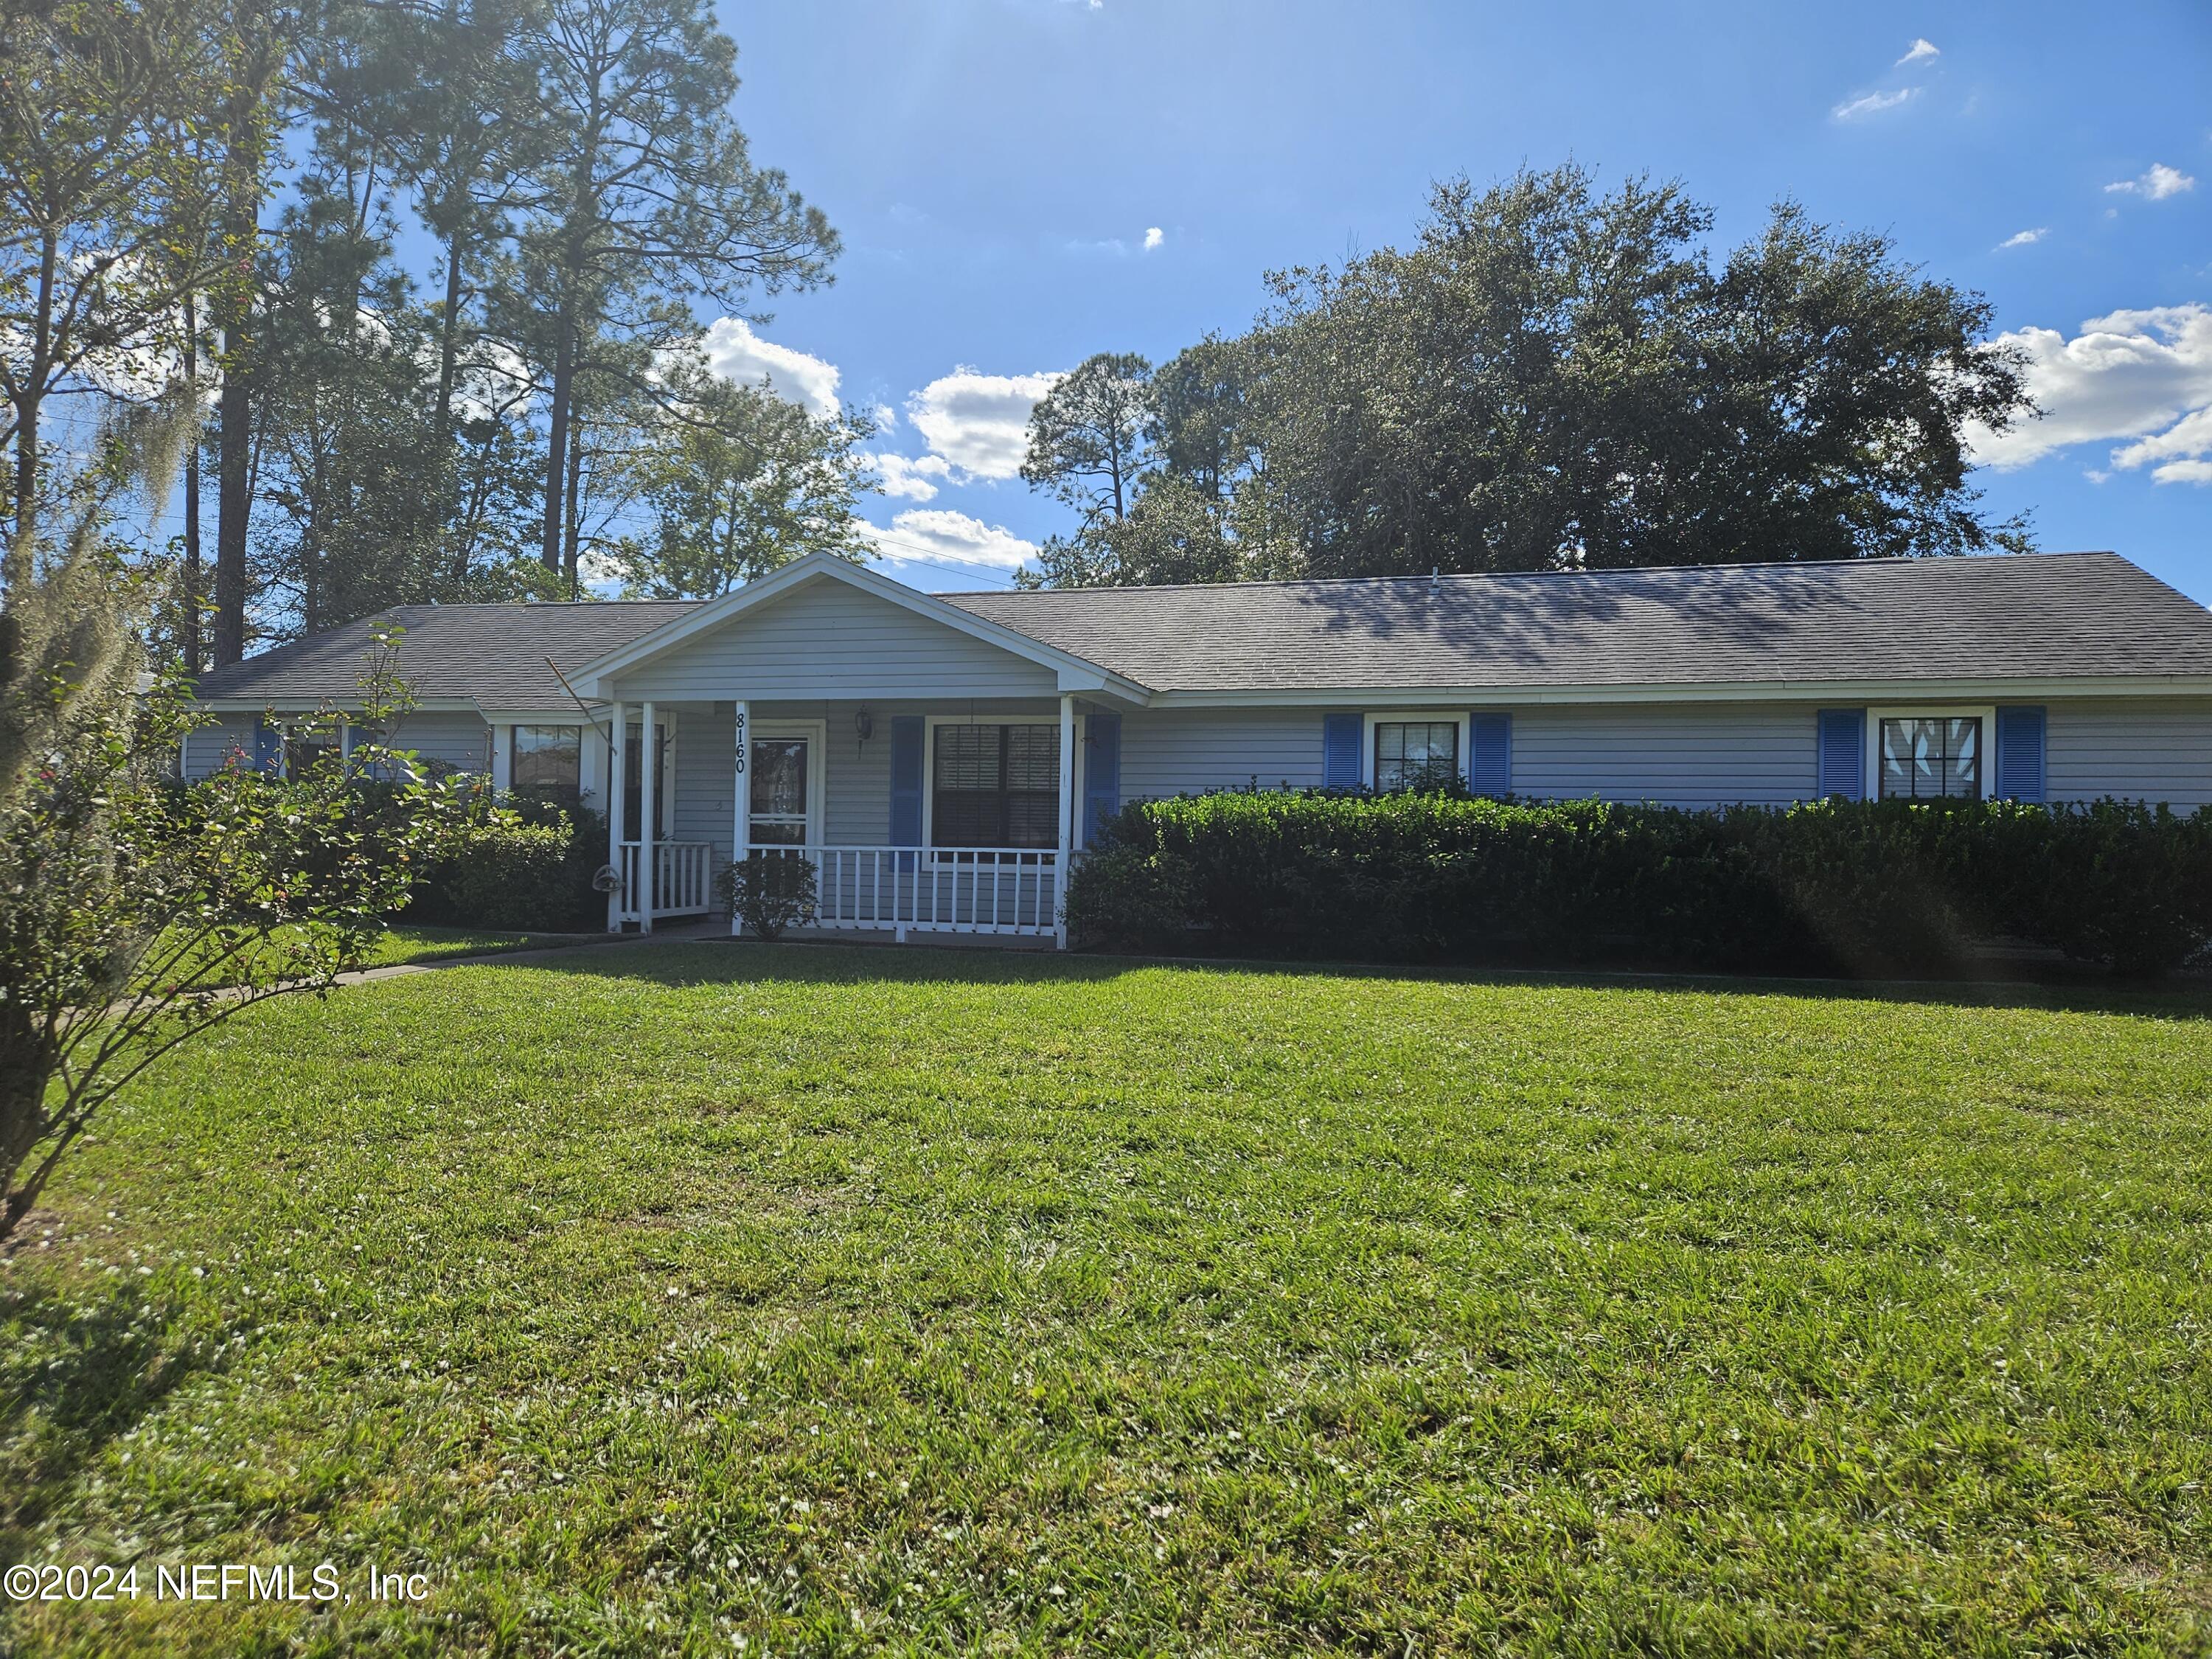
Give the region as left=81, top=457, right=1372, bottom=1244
left=1144, top=673, right=2212, bottom=708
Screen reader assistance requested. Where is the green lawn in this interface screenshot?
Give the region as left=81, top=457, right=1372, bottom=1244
left=4, top=945, right=2210, bottom=1656
left=166, top=922, right=581, bottom=990
left=344, top=922, right=584, bottom=972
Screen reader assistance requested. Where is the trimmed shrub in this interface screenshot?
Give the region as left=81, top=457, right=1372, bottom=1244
left=717, top=851, right=818, bottom=940
left=507, top=792, right=611, bottom=928
left=428, top=817, right=577, bottom=931
left=1067, top=790, right=2212, bottom=978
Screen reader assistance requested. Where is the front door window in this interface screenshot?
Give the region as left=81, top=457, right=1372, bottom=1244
left=750, top=737, right=810, bottom=846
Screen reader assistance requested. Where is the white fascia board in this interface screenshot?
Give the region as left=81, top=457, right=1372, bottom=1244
left=1141, top=675, right=2212, bottom=709
left=479, top=706, right=607, bottom=723
left=569, top=552, right=1153, bottom=705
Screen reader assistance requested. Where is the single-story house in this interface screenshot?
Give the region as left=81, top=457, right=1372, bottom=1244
left=183, top=549, right=2212, bottom=946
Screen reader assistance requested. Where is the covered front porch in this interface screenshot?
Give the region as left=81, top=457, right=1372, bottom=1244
left=568, top=554, right=1149, bottom=949
left=599, top=694, right=1113, bottom=947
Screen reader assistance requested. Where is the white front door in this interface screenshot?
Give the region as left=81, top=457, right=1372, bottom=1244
left=748, top=721, right=824, bottom=847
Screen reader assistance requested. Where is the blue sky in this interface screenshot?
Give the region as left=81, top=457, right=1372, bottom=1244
left=706, top=0, right=2212, bottom=598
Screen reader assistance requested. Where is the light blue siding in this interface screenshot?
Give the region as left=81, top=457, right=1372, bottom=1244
left=1121, top=708, right=1332, bottom=798
left=643, top=694, right=2212, bottom=844
left=1512, top=702, right=1819, bottom=807
left=657, top=698, right=1061, bottom=849
left=611, top=577, right=1059, bottom=703
left=388, top=712, right=490, bottom=775
left=2046, top=697, right=2212, bottom=807
left=181, top=715, right=260, bottom=780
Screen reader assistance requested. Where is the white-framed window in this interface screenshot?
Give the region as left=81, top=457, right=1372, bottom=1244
left=922, top=713, right=1085, bottom=854
left=1361, top=711, right=1468, bottom=791
left=1868, top=705, right=1996, bottom=801
left=512, top=724, right=584, bottom=804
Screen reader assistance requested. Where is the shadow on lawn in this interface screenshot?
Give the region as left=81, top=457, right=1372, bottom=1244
left=517, top=936, right=2212, bottom=1023
left=0, top=1281, right=221, bottom=1554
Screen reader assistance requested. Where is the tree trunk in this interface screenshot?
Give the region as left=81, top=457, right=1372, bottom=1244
left=540, top=305, right=575, bottom=574
left=213, top=324, right=253, bottom=665
left=435, top=222, right=465, bottom=441
left=562, top=419, right=584, bottom=594
left=10, top=229, right=58, bottom=558
left=182, top=298, right=203, bottom=675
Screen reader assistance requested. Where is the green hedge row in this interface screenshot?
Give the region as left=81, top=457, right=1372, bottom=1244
left=412, top=793, right=610, bottom=932
left=1065, top=791, right=2212, bottom=977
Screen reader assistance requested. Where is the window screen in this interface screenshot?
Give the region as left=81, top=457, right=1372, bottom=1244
left=932, top=724, right=1060, bottom=848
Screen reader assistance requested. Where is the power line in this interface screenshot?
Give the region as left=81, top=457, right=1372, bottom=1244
left=860, top=528, right=1029, bottom=588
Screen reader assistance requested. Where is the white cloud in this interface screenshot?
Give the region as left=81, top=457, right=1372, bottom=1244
left=1143, top=226, right=1164, bottom=251
left=872, top=452, right=953, bottom=502
left=860, top=509, right=1038, bottom=579
left=872, top=402, right=897, bottom=432
left=1896, top=38, right=1939, bottom=65
left=1967, top=303, right=2212, bottom=484
left=1833, top=87, right=1918, bottom=120
left=905, top=365, right=1065, bottom=480
left=2104, top=163, right=2197, bottom=201
left=1997, top=227, right=2047, bottom=249
left=700, top=317, right=841, bottom=417
left=2112, top=404, right=2212, bottom=484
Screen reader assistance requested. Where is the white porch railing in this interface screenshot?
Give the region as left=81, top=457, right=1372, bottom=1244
left=760, top=845, right=1062, bottom=939
left=611, top=841, right=1065, bottom=939
left=616, top=840, right=715, bottom=922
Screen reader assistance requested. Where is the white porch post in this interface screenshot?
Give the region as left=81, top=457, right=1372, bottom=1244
left=639, top=700, right=658, bottom=935
left=730, top=699, right=750, bottom=935
left=490, top=722, right=513, bottom=793
left=1056, top=692, right=1074, bottom=950
left=606, top=700, right=627, bottom=932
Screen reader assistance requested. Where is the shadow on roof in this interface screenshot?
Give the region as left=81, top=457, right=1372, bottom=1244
left=1281, top=563, right=1862, bottom=668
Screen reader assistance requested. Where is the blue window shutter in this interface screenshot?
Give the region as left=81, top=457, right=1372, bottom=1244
left=1995, top=705, right=2046, bottom=802
left=1082, top=710, right=1121, bottom=843
left=254, top=718, right=281, bottom=773
left=1468, top=712, right=1512, bottom=796
left=1323, top=713, right=1362, bottom=788
left=1817, top=709, right=1865, bottom=801
left=889, top=716, right=925, bottom=845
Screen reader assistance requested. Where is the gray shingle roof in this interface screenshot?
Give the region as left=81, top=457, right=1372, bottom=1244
left=942, top=552, right=2212, bottom=692
left=189, top=553, right=2212, bottom=706
left=189, top=601, right=703, bottom=708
